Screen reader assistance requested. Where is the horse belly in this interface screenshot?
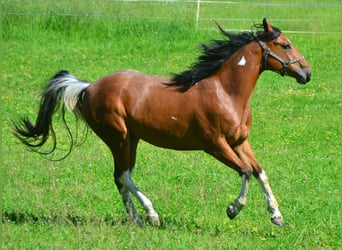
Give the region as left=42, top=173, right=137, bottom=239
left=128, top=117, right=199, bottom=149
left=127, top=107, right=204, bottom=150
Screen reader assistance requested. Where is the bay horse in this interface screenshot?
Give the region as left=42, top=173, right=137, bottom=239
left=13, top=18, right=311, bottom=227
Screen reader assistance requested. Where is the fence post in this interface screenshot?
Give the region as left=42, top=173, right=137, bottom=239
left=196, top=0, right=201, bottom=29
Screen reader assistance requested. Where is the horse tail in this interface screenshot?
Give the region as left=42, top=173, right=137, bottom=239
left=13, top=70, right=90, bottom=159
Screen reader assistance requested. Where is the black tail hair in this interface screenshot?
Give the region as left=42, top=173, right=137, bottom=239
left=13, top=70, right=89, bottom=160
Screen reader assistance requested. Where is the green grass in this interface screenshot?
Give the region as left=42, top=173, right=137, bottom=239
left=2, top=1, right=342, bottom=249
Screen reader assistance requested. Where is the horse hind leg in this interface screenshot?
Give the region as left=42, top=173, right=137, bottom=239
left=116, top=179, right=142, bottom=226
left=113, top=134, right=160, bottom=226
left=118, top=171, right=160, bottom=226
left=117, top=135, right=142, bottom=225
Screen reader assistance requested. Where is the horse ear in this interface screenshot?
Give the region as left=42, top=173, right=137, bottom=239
left=263, top=18, right=273, bottom=32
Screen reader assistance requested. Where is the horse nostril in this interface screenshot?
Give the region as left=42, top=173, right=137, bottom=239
left=306, top=72, right=311, bottom=82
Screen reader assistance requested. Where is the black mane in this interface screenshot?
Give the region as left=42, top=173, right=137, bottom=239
left=168, top=22, right=281, bottom=92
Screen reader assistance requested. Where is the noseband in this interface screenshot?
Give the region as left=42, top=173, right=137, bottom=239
left=257, top=39, right=304, bottom=76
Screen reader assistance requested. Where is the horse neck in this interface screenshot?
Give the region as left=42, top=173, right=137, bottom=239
left=216, top=42, right=262, bottom=105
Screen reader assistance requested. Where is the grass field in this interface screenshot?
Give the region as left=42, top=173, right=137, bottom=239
left=2, top=1, right=341, bottom=249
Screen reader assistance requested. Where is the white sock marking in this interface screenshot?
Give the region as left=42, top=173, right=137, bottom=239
left=236, top=174, right=250, bottom=206
left=258, top=170, right=282, bottom=218
left=119, top=171, right=159, bottom=221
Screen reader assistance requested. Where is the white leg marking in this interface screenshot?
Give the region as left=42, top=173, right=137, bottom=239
left=227, top=174, right=251, bottom=219
left=119, top=171, right=160, bottom=225
left=136, top=191, right=160, bottom=224
left=258, top=170, right=284, bottom=226
left=236, top=174, right=250, bottom=206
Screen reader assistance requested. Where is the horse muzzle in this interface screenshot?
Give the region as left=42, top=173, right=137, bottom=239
left=295, top=67, right=311, bottom=84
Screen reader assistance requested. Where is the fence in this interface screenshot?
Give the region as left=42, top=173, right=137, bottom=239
left=3, top=0, right=341, bottom=34
left=193, top=0, right=341, bottom=33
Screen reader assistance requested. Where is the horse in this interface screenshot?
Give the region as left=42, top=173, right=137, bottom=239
left=13, top=18, right=311, bottom=227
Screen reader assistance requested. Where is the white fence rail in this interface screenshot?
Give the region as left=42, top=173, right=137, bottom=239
left=3, top=0, right=341, bottom=34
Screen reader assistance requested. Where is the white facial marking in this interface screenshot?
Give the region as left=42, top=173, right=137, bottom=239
left=171, top=116, right=177, bottom=120
left=238, top=56, right=246, bottom=66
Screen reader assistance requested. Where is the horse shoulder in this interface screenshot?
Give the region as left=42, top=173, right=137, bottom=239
left=197, top=81, right=252, bottom=147
left=225, top=106, right=252, bottom=147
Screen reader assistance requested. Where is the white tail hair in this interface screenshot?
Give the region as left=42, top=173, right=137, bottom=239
left=13, top=70, right=90, bottom=159
left=45, top=71, right=89, bottom=113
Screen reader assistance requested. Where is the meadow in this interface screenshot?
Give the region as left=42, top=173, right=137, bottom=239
left=2, top=1, right=341, bottom=249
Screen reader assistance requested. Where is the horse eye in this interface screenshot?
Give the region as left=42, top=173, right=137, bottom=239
left=282, top=44, right=291, bottom=50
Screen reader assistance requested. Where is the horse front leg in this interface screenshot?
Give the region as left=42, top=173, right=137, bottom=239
left=234, top=140, right=284, bottom=226
left=207, top=138, right=253, bottom=220
left=226, top=173, right=251, bottom=219
left=257, top=170, right=284, bottom=226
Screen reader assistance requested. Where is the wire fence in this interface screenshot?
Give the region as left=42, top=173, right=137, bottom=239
left=3, top=0, right=341, bottom=34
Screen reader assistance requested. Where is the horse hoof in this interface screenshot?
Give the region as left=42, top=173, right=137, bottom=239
left=271, top=216, right=285, bottom=227
left=226, top=205, right=238, bottom=220
left=148, top=215, right=161, bottom=226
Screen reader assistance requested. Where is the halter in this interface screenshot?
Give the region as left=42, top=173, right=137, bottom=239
left=257, top=38, right=304, bottom=76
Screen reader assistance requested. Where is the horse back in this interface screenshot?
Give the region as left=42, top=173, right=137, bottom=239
left=80, top=70, right=205, bottom=148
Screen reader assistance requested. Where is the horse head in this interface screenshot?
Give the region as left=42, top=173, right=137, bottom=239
left=257, top=18, right=311, bottom=84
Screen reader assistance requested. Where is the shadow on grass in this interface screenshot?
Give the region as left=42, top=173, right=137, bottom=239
left=3, top=211, right=280, bottom=239
left=2, top=211, right=126, bottom=227
left=2, top=210, right=210, bottom=232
